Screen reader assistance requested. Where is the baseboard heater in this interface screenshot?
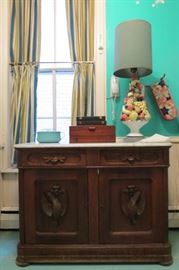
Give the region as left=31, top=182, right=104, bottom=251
left=168, top=210, right=179, bottom=228
left=0, top=207, right=19, bottom=229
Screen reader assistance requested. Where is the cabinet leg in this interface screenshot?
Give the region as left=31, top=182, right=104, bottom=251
left=160, top=256, right=173, bottom=266
left=16, top=258, right=29, bottom=267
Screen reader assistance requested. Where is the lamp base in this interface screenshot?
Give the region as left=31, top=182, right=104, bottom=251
left=122, top=120, right=148, bottom=137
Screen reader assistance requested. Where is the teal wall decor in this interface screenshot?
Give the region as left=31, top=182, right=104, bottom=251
left=106, top=0, right=179, bottom=136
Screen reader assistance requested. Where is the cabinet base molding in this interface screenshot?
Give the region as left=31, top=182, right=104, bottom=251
left=16, top=243, right=172, bottom=266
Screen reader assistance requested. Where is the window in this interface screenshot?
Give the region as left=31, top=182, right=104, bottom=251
left=37, top=0, right=73, bottom=143
left=0, top=0, right=106, bottom=169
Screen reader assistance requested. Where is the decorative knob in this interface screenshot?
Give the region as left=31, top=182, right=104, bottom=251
left=127, top=156, right=135, bottom=163
left=50, top=157, right=59, bottom=164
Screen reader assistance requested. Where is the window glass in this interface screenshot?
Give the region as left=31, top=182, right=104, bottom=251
left=56, top=72, right=73, bottom=117
left=37, top=73, right=53, bottom=118
left=37, top=0, right=73, bottom=143
left=40, top=0, right=54, bottom=63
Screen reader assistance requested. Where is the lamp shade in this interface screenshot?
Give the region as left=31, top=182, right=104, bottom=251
left=114, top=20, right=152, bottom=78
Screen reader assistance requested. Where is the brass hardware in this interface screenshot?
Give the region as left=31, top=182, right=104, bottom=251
left=121, top=153, right=141, bottom=164
left=88, top=126, right=96, bottom=131
left=127, top=156, right=135, bottom=163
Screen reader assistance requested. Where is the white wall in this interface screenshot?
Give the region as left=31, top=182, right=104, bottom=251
left=0, top=0, right=14, bottom=228
left=0, top=0, right=11, bottom=169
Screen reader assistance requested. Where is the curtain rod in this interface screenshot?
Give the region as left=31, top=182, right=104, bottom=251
left=9, top=61, right=95, bottom=65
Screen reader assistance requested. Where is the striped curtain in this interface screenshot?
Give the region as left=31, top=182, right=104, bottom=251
left=10, top=0, right=41, bottom=162
left=65, top=0, right=95, bottom=125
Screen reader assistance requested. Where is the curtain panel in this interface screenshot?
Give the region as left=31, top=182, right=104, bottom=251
left=10, top=0, right=41, bottom=162
left=66, top=0, right=95, bottom=125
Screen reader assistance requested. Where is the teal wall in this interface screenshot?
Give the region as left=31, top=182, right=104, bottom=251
left=106, top=0, right=179, bottom=136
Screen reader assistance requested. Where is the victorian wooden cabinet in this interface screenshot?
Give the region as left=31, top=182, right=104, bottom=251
left=15, top=143, right=173, bottom=266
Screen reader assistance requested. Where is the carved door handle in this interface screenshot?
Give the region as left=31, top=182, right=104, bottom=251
left=121, top=185, right=146, bottom=225
left=41, top=185, right=67, bottom=226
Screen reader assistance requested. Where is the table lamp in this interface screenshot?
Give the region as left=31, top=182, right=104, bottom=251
left=114, top=19, right=152, bottom=137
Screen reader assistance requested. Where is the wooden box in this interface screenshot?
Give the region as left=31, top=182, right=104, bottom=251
left=69, top=125, right=115, bottom=143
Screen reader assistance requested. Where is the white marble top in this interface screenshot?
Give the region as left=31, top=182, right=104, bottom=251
left=14, top=137, right=171, bottom=148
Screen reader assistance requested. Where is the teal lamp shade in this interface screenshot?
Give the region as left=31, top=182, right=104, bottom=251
left=114, top=19, right=152, bottom=78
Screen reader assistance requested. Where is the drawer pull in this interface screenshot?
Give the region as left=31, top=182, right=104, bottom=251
left=127, top=156, right=135, bottom=163
left=51, top=157, right=66, bottom=164
left=88, top=126, right=96, bottom=131
left=43, top=155, right=67, bottom=164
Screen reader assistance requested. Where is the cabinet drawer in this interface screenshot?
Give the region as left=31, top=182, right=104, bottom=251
left=17, top=149, right=86, bottom=167
left=99, top=147, right=169, bottom=167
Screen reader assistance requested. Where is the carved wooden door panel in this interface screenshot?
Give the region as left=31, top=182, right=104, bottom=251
left=99, top=167, right=168, bottom=244
left=22, top=168, right=88, bottom=244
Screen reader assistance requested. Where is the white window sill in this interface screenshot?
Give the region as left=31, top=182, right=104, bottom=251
left=1, top=168, right=18, bottom=174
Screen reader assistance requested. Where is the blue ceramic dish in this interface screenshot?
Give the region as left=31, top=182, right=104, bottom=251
left=37, top=131, right=62, bottom=143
